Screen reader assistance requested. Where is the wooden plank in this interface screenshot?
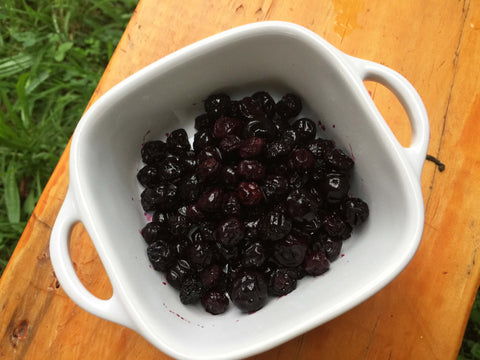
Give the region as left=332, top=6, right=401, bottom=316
left=1, top=0, right=479, bottom=359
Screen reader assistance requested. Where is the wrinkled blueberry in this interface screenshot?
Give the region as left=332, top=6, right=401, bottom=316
left=179, top=277, right=203, bottom=305
left=141, top=140, right=167, bottom=165
left=215, top=217, right=245, bottom=248
left=258, top=210, right=292, bottom=241
left=303, top=249, right=329, bottom=276
left=268, top=268, right=297, bottom=296
left=147, top=240, right=176, bottom=272
left=238, top=181, right=263, bottom=206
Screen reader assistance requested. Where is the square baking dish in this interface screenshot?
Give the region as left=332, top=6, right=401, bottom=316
left=50, top=21, right=429, bottom=360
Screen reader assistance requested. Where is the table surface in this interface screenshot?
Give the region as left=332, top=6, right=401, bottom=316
left=1, top=0, right=480, bottom=359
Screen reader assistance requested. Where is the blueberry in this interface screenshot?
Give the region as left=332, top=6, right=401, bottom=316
left=147, top=240, right=176, bottom=272
left=229, top=270, right=268, bottom=313
left=137, top=165, right=162, bottom=187
left=343, top=197, right=369, bottom=226
left=291, top=118, right=316, bottom=143
left=303, top=249, right=329, bottom=276
left=238, top=181, right=263, bottom=206
left=167, top=128, right=191, bottom=153
left=179, top=277, right=203, bottom=305
left=258, top=210, right=292, bottom=241
left=268, top=268, right=297, bottom=296
left=141, top=140, right=167, bottom=165
left=275, top=93, right=302, bottom=119
left=215, top=217, right=245, bottom=248
left=204, top=93, right=232, bottom=119
left=201, top=289, right=229, bottom=315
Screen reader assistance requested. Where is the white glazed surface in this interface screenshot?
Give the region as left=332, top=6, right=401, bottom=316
left=50, top=22, right=429, bottom=360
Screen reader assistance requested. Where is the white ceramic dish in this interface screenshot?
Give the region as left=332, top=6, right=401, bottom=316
left=50, top=22, right=429, bottom=360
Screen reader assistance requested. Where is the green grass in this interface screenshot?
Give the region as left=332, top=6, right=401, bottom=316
left=0, top=1, right=478, bottom=358
left=0, top=0, right=137, bottom=271
left=460, top=292, right=480, bottom=360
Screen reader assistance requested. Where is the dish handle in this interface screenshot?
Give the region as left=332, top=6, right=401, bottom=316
left=347, top=56, right=430, bottom=178
left=49, top=189, right=135, bottom=330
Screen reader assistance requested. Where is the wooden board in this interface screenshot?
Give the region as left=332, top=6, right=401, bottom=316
left=1, top=0, right=480, bottom=358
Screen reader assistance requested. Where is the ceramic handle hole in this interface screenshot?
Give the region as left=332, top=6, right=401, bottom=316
left=363, top=80, right=412, bottom=148
left=69, top=222, right=113, bottom=300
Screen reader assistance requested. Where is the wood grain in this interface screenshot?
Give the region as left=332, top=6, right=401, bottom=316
left=1, top=0, right=480, bottom=359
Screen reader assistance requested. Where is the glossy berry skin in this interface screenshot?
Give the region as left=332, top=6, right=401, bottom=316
left=303, top=249, right=330, bottom=276
left=286, top=189, right=318, bottom=222
left=242, top=120, right=276, bottom=140
left=185, top=204, right=205, bottom=222
left=326, top=148, right=354, bottom=172
left=197, top=188, right=224, bottom=213
left=261, top=175, right=289, bottom=203
left=193, top=130, right=217, bottom=153
left=322, top=172, right=350, bottom=204
left=201, top=289, right=229, bottom=315
left=343, top=197, right=369, bottom=226
left=229, top=270, right=268, bottom=313
left=196, top=146, right=222, bottom=163
left=158, top=157, right=184, bottom=182
left=167, top=128, right=191, bottom=153
left=258, top=210, right=292, bottom=241
left=323, top=213, right=349, bottom=239
left=238, top=181, right=263, bottom=206
left=141, top=222, right=170, bottom=244
left=166, top=259, right=192, bottom=290
left=322, top=238, right=343, bottom=262
left=167, top=214, right=191, bottom=236
left=199, top=221, right=216, bottom=243
left=213, top=116, right=244, bottom=139
left=221, top=192, right=242, bottom=217
left=186, top=241, right=214, bottom=270
left=181, top=151, right=198, bottom=174
left=238, top=137, right=265, bottom=159
left=141, top=140, right=167, bottom=165
left=241, top=241, right=266, bottom=268
left=268, top=268, right=297, bottom=296
left=252, top=91, right=275, bottom=119
left=137, top=165, right=162, bottom=188
left=177, top=175, right=200, bottom=204
left=179, top=277, right=203, bottom=305
left=288, top=148, right=315, bottom=172
left=221, top=166, right=238, bottom=186
left=140, top=182, right=177, bottom=212
left=204, top=93, right=232, bottom=119
left=215, top=217, right=245, bottom=248
left=237, top=160, right=266, bottom=181
left=200, top=264, right=226, bottom=291
left=273, top=233, right=308, bottom=268
left=291, top=118, right=317, bottom=143
left=275, top=93, right=302, bottom=119
left=197, top=157, right=221, bottom=181
left=195, top=113, right=214, bottom=131
left=147, top=240, right=176, bottom=272
left=220, top=135, right=242, bottom=153
left=265, top=140, right=292, bottom=160
left=152, top=211, right=169, bottom=227
left=307, top=138, right=335, bottom=158
left=238, top=96, right=265, bottom=121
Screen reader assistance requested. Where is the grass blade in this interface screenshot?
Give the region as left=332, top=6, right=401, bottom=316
left=0, top=54, right=33, bottom=79
left=3, top=164, right=20, bottom=223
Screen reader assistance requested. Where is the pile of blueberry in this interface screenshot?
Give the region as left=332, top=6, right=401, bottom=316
left=137, top=91, right=369, bottom=315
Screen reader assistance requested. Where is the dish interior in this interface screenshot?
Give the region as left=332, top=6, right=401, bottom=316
left=73, top=29, right=421, bottom=358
